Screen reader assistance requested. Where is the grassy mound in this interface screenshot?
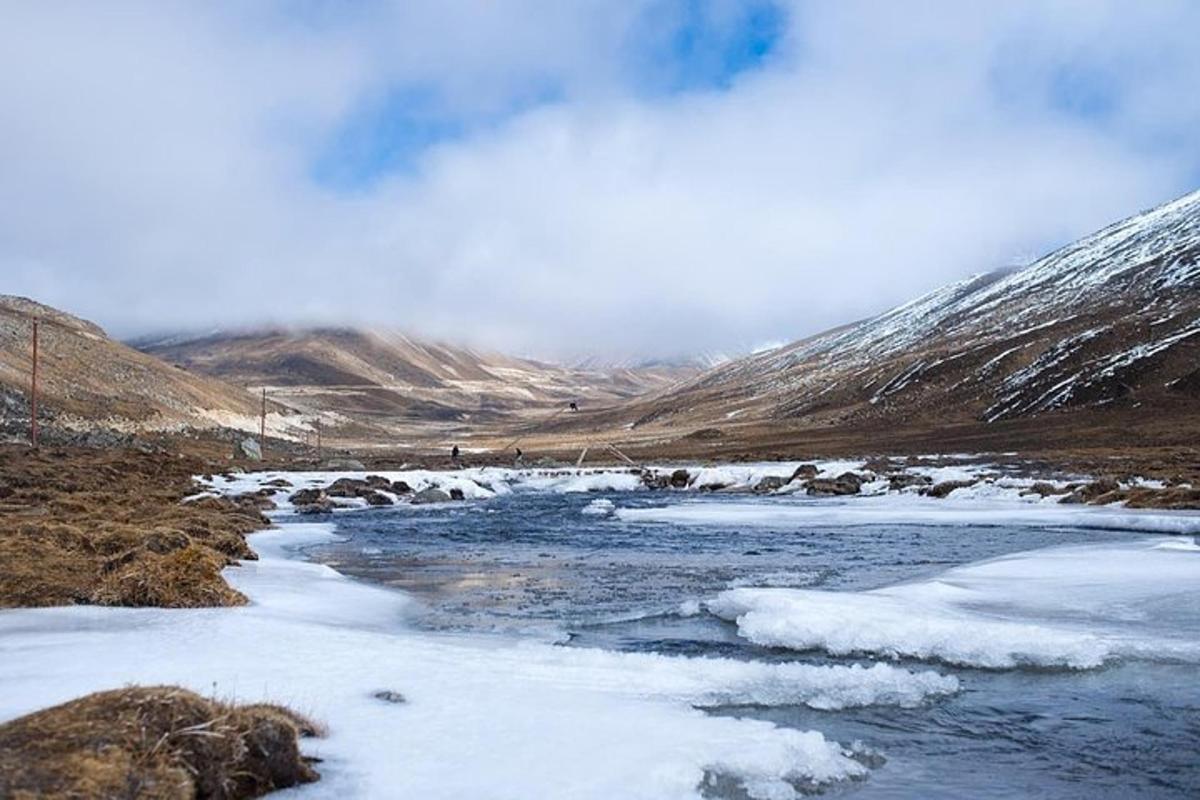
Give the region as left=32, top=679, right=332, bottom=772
left=0, top=686, right=321, bottom=799
left=0, top=446, right=268, bottom=608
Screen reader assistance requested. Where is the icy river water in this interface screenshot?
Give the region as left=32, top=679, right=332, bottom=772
left=302, top=490, right=1200, bottom=799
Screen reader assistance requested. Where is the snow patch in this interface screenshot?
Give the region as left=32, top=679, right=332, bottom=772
left=709, top=539, right=1200, bottom=669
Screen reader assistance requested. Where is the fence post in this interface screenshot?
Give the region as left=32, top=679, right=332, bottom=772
left=259, top=388, right=266, bottom=460
left=30, top=319, right=39, bottom=449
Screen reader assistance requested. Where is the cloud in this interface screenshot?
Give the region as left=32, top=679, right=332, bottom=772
left=1, top=1, right=1198, bottom=359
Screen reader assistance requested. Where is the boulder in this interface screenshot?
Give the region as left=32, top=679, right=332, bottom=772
left=365, top=475, right=393, bottom=490
left=1060, top=478, right=1122, bottom=505
left=449, top=487, right=465, bottom=501
left=235, top=437, right=262, bottom=461
left=806, top=472, right=864, bottom=496
left=669, top=469, right=691, bottom=489
left=391, top=480, right=413, bottom=494
left=1021, top=481, right=1067, bottom=498
left=641, top=471, right=669, bottom=490
left=888, top=473, right=932, bottom=491
left=410, top=487, right=451, bottom=505
left=362, top=491, right=393, bottom=507
left=295, top=499, right=334, bottom=515
left=288, top=488, right=325, bottom=505
left=921, top=480, right=976, bottom=499
left=326, top=477, right=369, bottom=498
left=789, top=464, right=819, bottom=482
left=753, top=475, right=789, bottom=494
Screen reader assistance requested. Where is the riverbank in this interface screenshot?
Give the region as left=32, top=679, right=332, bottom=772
left=0, top=446, right=269, bottom=608
left=4, top=449, right=1200, bottom=798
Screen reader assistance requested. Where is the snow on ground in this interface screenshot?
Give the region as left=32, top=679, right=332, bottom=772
left=708, top=539, right=1200, bottom=670
left=615, top=497, right=1200, bottom=535
left=197, top=458, right=1077, bottom=512
left=0, top=523, right=958, bottom=799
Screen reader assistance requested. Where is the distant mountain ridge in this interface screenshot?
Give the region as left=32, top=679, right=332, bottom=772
left=134, top=326, right=700, bottom=441
left=567, top=189, right=1200, bottom=453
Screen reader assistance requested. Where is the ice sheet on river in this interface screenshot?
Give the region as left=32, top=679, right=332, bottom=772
left=616, top=496, right=1200, bottom=535
left=709, top=538, right=1200, bottom=669
left=0, top=524, right=958, bottom=799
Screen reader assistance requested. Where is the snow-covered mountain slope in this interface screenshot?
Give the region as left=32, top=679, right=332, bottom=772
left=597, top=189, right=1200, bottom=446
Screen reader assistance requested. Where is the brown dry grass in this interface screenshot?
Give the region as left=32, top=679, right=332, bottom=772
left=0, top=686, right=321, bottom=799
left=0, top=446, right=268, bottom=608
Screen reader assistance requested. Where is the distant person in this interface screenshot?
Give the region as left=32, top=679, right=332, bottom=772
left=514, top=447, right=524, bottom=467
left=569, top=402, right=578, bottom=412
left=451, top=445, right=460, bottom=466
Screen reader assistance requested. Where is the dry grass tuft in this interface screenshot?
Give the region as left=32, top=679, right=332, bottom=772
left=0, top=686, right=321, bottom=799
left=0, top=446, right=269, bottom=608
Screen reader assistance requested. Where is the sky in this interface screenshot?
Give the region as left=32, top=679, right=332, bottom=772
left=2, top=1, right=1199, bottom=361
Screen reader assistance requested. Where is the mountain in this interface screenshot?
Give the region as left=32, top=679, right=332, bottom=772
left=134, top=327, right=699, bottom=442
left=0, top=296, right=297, bottom=443
left=547, top=189, right=1200, bottom=456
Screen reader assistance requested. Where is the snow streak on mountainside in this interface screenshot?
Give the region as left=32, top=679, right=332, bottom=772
left=612, top=189, right=1200, bottom=440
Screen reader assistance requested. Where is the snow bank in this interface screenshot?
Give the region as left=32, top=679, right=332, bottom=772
left=205, top=458, right=1163, bottom=515
left=0, top=525, right=960, bottom=798
left=616, top=497, right=1200, bottom=535
left=709, top=539, right=1200, bottom=669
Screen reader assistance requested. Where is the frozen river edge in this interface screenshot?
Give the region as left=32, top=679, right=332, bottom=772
left=3, top=463, right=1200, bottom=799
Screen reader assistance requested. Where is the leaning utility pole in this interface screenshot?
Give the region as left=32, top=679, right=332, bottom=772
left=259, top=388, right=267, bottom=460
left=30, top=319, right=39, bottom=449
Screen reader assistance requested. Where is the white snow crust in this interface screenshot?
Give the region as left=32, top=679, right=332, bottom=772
left=0, top=523, right=957, bottom=799
left=709, top=539, right=1200, bottom=669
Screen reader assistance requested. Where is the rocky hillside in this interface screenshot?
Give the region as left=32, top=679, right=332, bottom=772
left=0, top=296, right=299, bottom=443
left=134, top=327, right=698, bottom=442
left=555, top=189, right=1200, bottom=455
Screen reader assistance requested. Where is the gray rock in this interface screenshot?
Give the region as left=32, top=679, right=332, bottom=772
left=289, top=487, right=325, bottom=505
left=235, top=437, right=262, bottom=461
left=753, top=475, right=789, bottom=494
left=806, top=472, right=864, bottom=496
left=789, top=464, right=819, bottom=482
left=410, top=487, right=452, bottom=505
left=295, top=499, right=334, bottom=515
left=641, top=471, right=670, bottom=490
left=888, top=473, right=933, bottom=491
left=921, top=479, right=977, bottom=499
left=669, top=469, right=691, bottom=489
left=326, top=477, right=369, bottom=498
left=372, top=689, right=406, bottom=704
left=362, top=490, right=394, bottom=507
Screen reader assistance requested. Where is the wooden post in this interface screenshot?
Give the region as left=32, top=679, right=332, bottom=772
left=30, top=320, right=39, bottom=449
left=259, top=388, right=266, bottom=460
